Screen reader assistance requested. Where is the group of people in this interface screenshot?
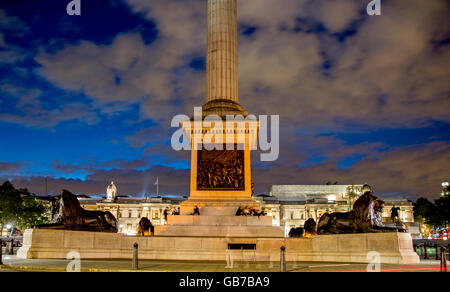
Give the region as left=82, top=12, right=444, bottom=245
left=235, top=206, right=265, bottom=218
left=163, top=207, right=181, bottom=221
left=171, top=207, right=180, bottom=215
left=164, top=206, right=201, bottom=218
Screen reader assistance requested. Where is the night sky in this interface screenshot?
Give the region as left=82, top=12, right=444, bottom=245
left=0, top=0, right=449, bottom=200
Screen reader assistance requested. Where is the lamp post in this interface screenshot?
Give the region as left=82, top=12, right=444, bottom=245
left=5, top=224, right=11, bottom=238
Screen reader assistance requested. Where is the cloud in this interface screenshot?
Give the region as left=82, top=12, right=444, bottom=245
left=237, top=0, right=450, bottom=129
left=2, top=140, right=447, bottom=199
left=1, top=0, right=449, bottom=200
left=0, top=162, right=23, bottom=175
left=252, top=141, right=450, bottom=199
left=50, top=158, right=151, bottom=175
left=0, top=82, right=100, bottom=127
left=0, top=9, right=30, bottom=37
left=32, top=0, right=450, bottom=131
left=2, top=165, right=190, bottom=197
left=302, top=0, right=364, bottom=33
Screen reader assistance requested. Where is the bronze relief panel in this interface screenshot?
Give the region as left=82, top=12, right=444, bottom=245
left=197, top=146, right=245, bottom=190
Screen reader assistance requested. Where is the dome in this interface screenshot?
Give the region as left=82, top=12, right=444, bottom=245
left=106, top=181, right=117, bottom=201
left=361, top=183, right=372, bottom=194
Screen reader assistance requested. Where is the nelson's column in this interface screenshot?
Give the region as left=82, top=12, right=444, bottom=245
left=179, top=0, right=260, bottom=214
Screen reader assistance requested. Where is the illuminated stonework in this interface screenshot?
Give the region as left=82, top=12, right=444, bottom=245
left=62, top=184, right=417, bottom=237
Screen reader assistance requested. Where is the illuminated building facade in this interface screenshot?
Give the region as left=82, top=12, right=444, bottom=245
left=79, top=196, right=183, bottom=235
left=254, top=184, right=415, bottom=237
left=74, top=183, right=414, bottom=237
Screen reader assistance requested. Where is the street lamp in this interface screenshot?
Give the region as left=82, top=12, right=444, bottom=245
left=5, top=224, right=12, bottom=237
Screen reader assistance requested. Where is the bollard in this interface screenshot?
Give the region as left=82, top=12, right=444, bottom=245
left=424, top=245, right=428, bottom=259
left=280, top=246, right=286, bottom=272
left=132, top=243, right=138, bottom=270
left=10, top=239, right=14, bottom=255
left=6, top=240, right=14, bottom=255
left=447, top=246, right=450, bottom=261
left=0, top=239, right=3, bottom=265
left=436, top=245, right=441, bottom=261
left=441, top=247, right=447, bottom=272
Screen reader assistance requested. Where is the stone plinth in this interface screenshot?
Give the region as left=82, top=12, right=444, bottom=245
left=180, top=119, right=259, bottom=215
left=157, top=225, right=284, bottom=238
left=156, top=214, right=284, bottom=237
left=167, top=215, right=273, bottom=226
left=180, top=199, right=260, bottom=215
left=199, top=206, right=239, bottom=216
left=17, top=229, right=420, bottom=265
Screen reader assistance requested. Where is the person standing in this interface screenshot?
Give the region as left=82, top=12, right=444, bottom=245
left=235, top=207, right=243, bottom=216
left=163, top=207, right=169, bottom=224
left=391, top=205, right=400, bottom=223
left=193, top=206, right=200, bottom=216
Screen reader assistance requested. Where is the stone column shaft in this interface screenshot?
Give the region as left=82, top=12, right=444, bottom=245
left=207, top=0, right=238, bottom=104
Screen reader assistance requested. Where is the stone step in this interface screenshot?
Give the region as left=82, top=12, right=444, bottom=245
left=200, top=206, right=239, bottom=216
left=167, top=215, right=274, bottom=226
left=157, top=225, right=285, bottom=238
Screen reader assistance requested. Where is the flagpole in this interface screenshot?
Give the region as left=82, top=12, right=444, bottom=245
left=155, top=177, right=159, bottom=196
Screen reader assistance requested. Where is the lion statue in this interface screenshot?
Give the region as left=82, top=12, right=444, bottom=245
left=35, top=189, right=118, bottom=233
left=303, top=218, right=318, bottom=238
left=136, top=217, right=153, bottom=236
left=317, top=191, right=405, bottom=235
left=288, top=227, right=304, bottom=238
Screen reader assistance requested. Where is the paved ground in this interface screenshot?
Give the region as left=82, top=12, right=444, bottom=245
left=0, top=255, right=447, bottom=272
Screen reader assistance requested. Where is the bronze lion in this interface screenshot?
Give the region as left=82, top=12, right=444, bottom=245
left=35, top=189, right=118, bottom=233
left=136, top=217, right=153, bottom=236
left=317, top=191, right=405, bottom=235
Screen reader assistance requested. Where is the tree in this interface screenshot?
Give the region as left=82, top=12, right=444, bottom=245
left=435, top=196, right=450, bottom=225
left=414, top=196, right=449, bottom=228
left=0, top=181, right=50, bottom=232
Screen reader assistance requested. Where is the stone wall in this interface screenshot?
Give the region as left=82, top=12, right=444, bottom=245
left=17, top=229, right=419, bottom=264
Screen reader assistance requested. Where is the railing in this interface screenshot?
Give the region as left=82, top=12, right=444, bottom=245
left=413, top=239, right=450, bottom=261
left=0, top=237, right=22, bottom=245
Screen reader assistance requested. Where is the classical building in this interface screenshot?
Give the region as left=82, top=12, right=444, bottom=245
left=254, top=184, right=415, bottom=237
left=79, top=196, right=184, bottom=235
left=74, top=182, right=415, bottom=237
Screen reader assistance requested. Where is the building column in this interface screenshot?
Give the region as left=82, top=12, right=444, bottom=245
left=207, top=0, right=238, bottom=103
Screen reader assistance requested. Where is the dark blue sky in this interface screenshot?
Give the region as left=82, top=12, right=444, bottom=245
left=0, top=0, right=449, bottom=199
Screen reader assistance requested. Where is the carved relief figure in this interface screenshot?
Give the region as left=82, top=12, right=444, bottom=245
left=197, top=147, right=245, bottom=190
